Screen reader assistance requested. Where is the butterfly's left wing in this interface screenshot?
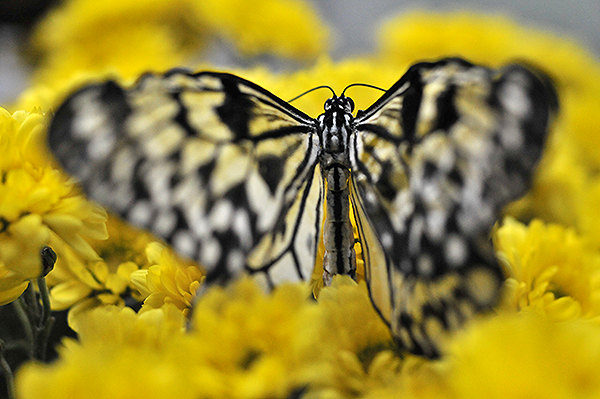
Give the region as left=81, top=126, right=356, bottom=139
left=349, top=58, right=557, bottom=357
left=48, top=70, right=324, bottom=290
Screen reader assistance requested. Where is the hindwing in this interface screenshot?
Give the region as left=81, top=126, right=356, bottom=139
left=350, top=58, right=556, bottom=357
left=49, top=70, right=323, bottom=288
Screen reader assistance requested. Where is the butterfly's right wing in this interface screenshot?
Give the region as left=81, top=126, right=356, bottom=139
left=48, top=70, right=323, bottom=289
left=349, top=59, right=557, bottom=357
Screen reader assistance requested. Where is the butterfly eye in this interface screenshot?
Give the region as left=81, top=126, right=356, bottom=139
left=346, top=98, right=355, bottom=112
left=324, top=99, right=332, bottom=110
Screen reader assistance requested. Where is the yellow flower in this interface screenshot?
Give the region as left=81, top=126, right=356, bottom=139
left=443, top=313, right=600, bottom=399
left=16, top=276, right=400, bottom=398
left=181, top=276, right=398, bottom=398
left=26, top=0, right=328, bottom=108
left=130, top=241, right=204, bottom=316
left=16, top=305, right=191, bottom=399
left=194, top=0, right=328, bottom=59
left=0, top=268, right=30, bottom=305
left=495, top=217, right=600, bottom=321
left=305, top=277, right=399, bottom=398
left=31, top=0, right=203, bottom=85
left=0, top=108, right=107, bottom=305
left=47, top=215, right=157, bottom=330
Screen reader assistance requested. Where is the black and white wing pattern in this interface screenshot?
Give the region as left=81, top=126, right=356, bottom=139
left=349, top=58, right=556, bottom=357
left=49, top=70, right=324, bottom=289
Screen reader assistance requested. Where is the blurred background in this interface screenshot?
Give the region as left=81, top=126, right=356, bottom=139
left=0, top=0, right=599, bottom=104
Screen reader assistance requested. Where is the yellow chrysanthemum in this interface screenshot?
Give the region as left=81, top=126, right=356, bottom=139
left=30, top=0, right=204, bottom=85
left=495, top=217, right=600, bottom=321
left=16, top=305, right=191, bottom=399
left=194, top=0, right=328, bottom=59
left=26, top=0, right=328, bottom=108
left=0, top=108, right=107, bottom=305
left=16, top=276, right=400, bottom=399
left=47, top=215, right=158, bottom=329
left=444, top=313, right=600, bottom=399
left=130, top=241, right=203, bottom=315
left=363, top=314, right=600, bottom=399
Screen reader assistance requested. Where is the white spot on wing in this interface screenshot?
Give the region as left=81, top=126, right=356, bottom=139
left=112, top=147, right=138, bottom=182
left=246, top=170, right=279, bottom=232
left=500, top=76, right=531, bottom=118
left=129, top=200, right=153, bottom=226
left=87, top=131, right=116, bottom=160
left=426, top=209, right=446, bottom=242
left=269, top=253, right=299, bottom=285
left=381, top=232, right=393, bottom=249
left=445, top=234, right=468, bottom=267
left=144, top=162, right=176, bottom=207
left=209, top=200, right=233, bottom=232
left=173, top=231, right=196, bottom=259
left=199, top=238, right=221, bottom=268
left=227, top=250, right=245, bottom=274
left=500, top=124, right=524, bottom=151
left=153, top=211, right=177, bottom=237
left=112, top=185, right=134, bottom=212
left=233, top=209, right=253, bottom=249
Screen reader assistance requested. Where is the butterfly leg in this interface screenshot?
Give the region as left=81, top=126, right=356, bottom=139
left=322, top=165, right=357, bottom=285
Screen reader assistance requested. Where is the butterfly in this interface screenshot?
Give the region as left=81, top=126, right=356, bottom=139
left=48, top=58, right=557, bottom=358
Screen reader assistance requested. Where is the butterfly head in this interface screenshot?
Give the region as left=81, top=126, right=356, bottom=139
left=324, top=95, right=355, bottom=114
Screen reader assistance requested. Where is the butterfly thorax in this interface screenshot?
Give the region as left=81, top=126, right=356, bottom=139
left=317, top=95, right=357, bottom=285
left=317, top=95, right=354, bottom=168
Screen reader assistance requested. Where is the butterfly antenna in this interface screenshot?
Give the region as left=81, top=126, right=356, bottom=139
left=341, top=83, right=386, bottom=97
left=288, top=85, right=337, bottom=103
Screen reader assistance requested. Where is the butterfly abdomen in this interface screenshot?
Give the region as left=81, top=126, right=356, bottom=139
left=322, top=165, right=356, bottom=284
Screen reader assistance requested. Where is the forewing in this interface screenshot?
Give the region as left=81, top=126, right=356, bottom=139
left=48, top=70, right=323, bottom=289
left=350, top=58, right=557, bottom=357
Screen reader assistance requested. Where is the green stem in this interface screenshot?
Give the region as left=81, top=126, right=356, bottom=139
left=37, top=278, right=51, bottom=326
left=12, top=296, right=34, bottom=356
left=0, top=340, right=16, bottom=399
left=34, top=276, right=55, bottom=361
left=23, top=282, right=39, bottom=324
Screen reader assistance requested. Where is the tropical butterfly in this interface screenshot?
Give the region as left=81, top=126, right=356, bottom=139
left=48, top=58, right=557, bottom=358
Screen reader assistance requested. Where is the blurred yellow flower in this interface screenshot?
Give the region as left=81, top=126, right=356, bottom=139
left=27, top=0, right=328, bottom=109
left=495, top=217, right=600, bottom=321
left=194, top=0, right=328, bottom=59
left=16, top=305, right=191, bottom=399
left=16, top=276, right=401, bottom=399
left=47, top=215, right=157, bottom=329
left=31, top=0, right=205, bottom=85
left=130, top=241, right=203, bottom=316
left=0, top=108, right=107, bottom=305
left=444, top=313, right=600, bottom=399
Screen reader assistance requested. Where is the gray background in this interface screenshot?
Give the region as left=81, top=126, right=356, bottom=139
left=1, top=0, right=599, bottom=104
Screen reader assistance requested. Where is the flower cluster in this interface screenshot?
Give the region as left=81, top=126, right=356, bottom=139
left=0, top=109, right=107, bottom=305
left=0, top=1, right=599, bottom=398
